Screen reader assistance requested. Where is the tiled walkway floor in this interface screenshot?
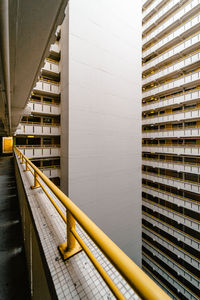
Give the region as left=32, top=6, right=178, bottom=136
left=0, top=156, right=30, bottom=300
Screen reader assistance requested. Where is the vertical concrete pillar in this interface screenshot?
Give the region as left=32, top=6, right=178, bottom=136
left=61, top=0, right=141, bottom=266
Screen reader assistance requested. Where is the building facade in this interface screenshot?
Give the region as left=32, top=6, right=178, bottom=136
left=13, top=1, right=200, bottom=298
left=142, top=0, right=200, bottom=299
left=15, top=38, right=61, bottom=186
left=15, top=0, right=142, bottom=266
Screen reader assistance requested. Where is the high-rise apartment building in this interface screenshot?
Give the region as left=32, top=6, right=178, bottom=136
left=2, top=1, right=199, bottom=298
left=15, top=39, right=61, bottom=186
left=142, top=0, right=200, bottom=299
left=15, top=0, right=142, bottom=266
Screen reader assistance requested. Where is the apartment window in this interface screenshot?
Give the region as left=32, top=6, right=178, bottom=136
left=43, top=117, right=52, bottom=124
left=32, top=160, right=41, bottom=168
left=172, top=123, right=182, bottom=129
left=16, top=137, right=26, bottom=145
left=185, top=139, right=196, bottom=145
left=54, top=136, right=60, bottom=145
left=159, top=110, right=165, bottom=114
left=184, top=173, right=198, bottom=183
left=43, top=97, right=52, bottom=103
left=27, top=137, right=40, bottom=146
left=54, top=158, right=60, bottom=166
left=27, top=116, right=41, bottom=123
left=31, top=95, right=41, bottom=101
left=172, top=139, right=183, bottom=145
left=159, top=154, right=165, bottom=160
left=159, top=140, right=165, bottom=145
left=172, top=106, right=182, bottom=112
left=184, top=157, right=197, bottom=164
left=173, top=156, right=182, bottom=162
left=184, top=103, right=196, bottom=110
left=51, top=177, right=60, bottom=186
left=185, top=121, right=196, bottom=128
left=43, top=137, right=52, bottom=145
left=21, top=116, right=27, bottom=122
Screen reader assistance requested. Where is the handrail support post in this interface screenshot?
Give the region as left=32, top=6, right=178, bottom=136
left=58, top=211, right=82, bottom=260
left=20, top=155, right=25, bottom=164
left=31, top=171, right=40, bottom=189
left=24, top=161, right=30, bottom=172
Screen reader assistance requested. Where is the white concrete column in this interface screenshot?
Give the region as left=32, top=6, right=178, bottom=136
left=61, top=0, right=142, bottom=266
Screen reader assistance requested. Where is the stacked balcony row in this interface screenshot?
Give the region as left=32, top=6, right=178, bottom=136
left=143, top=12, right=200, bottom=61
left=15, top=41, right=61, bottom=185
left=143, top=0, right=200, bottom=47
left=142, top=154, right=200, bottom=175
left=143, top=101, right=200, bottom=123
left=142, top=88, right=200, bottom=110
left=143, top=0, right=170, bottom=25
left=142, top=1, right=200, bottom=298
left=143, top=32, right=200, bottom=74
left=143, top=0, right=189, bottom=32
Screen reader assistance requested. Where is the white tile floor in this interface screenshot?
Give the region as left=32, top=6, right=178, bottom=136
left=16, top=154, right=139, bottom=300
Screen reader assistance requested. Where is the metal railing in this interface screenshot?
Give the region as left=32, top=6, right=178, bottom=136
left=142, top=143, right=200, bottom=147
left=16, top=144, right=60, bottom=148
left=15, top=146, right=171, bottom=300
left=142, top=156, right=200, bottom=166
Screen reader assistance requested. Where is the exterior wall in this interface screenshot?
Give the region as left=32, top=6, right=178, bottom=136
left=142, top=0, right=200, bottom=299
left=61, top=0, right=142, bottom=265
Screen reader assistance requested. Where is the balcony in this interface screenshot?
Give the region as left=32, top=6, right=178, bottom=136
left=27, top=101, right=61, bottom=115
left=17, top=146, right=61, bottom=158
left=142, top=0, right=169, bottom=24
left=14, top=147, right=171, bottom=300
left=143, top=1, right=200, bottom=48
left=143, top=12, right=200, bottom=60
left=33, top=80, right=60, bottom=96
left=142, top=171, right=200, bottom=194
left=142, top=144, right=200, bottom=155
left=143, top=0, right=182, bottom=32
left=36, top=166, right=61, bottom=179
left=142, top=226, right=200, bottom=270
left=142, top=70, right=200, bottom=99
left=143, top=199, right=199, bottom=232
left=142, top=185, right=199, bottom=213
left=143, top=32, right=200, bottom=73
left=142, top=51, right=200, bottom=86
left=42, top=59, right=59, bottom=74
left=142, top=107, right=200, bottom=125
left=142, top=88, right=200, bottom=111
left=142, top=127, right=200, bottom=138
left=142, top=212, right=199, bottom=250
left=142, top=158, right=200, bottom=175
left=49, top=43, right=60, bottom=60
left=15, top=124, right=60, bottom=136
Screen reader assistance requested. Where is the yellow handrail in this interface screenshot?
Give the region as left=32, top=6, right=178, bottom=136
left=15, top=146, right=171, bottom=300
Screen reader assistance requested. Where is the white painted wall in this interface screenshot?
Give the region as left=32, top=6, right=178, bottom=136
left=61, top=0, right=142, bottom=265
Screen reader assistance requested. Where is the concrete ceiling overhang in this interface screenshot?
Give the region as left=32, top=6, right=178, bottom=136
left=0, top=0, right=68, bottom=136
